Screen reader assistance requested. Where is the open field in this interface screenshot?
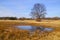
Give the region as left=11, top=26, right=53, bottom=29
left=0, top=20, right=60, bottom=28
left=0, top=20, right=60, bottom=40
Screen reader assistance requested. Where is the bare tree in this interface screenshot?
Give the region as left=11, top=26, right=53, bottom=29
left=30, top=3, right=47, bottom=21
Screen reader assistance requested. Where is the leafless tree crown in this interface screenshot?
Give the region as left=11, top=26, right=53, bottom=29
left=30, top=3, right=47, bottom=19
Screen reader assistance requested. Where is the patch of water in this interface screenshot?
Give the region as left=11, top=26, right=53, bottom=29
left=16, top=26, right=53, bottom=32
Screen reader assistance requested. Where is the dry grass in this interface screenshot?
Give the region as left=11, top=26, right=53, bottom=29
left=0, top=20, right=60, bottom=40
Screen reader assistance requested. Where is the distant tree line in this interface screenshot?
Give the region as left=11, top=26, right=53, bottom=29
left=0, top=17, right=33, bottom=20
left=0, top=17, right=17, bottom=20
left=18, top=17, right=33, bottom=20
left=0, top=17, right=60, bottom=20
left=43, top=17, right=60, bottom=20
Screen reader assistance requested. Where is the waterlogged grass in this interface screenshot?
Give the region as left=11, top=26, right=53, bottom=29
left=0, top=20, right=60, bottom=40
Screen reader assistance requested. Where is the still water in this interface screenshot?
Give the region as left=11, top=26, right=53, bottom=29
left=16, top=26, right=53, bottom=32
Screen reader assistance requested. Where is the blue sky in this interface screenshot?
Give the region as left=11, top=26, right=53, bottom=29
left=0, top=0, right=60, bottom=18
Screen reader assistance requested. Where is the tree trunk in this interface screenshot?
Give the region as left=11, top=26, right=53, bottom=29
left=36, top=18, right=41, bottom=22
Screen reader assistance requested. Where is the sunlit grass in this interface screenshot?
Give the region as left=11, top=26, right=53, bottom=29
left=0, top=20, right=60, bottom=40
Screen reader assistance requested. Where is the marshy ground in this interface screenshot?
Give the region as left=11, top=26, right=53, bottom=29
left=0, top=20, right=60, bottom=40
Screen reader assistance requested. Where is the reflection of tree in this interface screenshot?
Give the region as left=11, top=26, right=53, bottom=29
left=39, top=27, right=45, bottom=31
left=31, top=26, right=45, bottom=31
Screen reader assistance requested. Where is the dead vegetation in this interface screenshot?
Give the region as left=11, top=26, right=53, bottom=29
left=0, top=20, right=60, bottom=40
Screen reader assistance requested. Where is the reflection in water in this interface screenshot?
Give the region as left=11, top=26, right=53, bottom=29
left=16, top=26, right=53, bottom=32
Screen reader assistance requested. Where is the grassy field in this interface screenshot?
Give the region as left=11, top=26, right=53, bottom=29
left=0, top=20, right=60, bottom=28
left=0, top=20, right=60, bottom=40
